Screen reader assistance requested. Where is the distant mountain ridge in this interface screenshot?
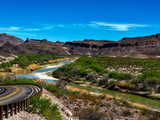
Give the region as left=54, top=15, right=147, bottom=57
left=64, top=34, right=160, bottom=58
left=1, top=33, right=160, bottom=58
left=0, top=36, right=69, bottom=55
left=0, top=33, right=24, bottom=47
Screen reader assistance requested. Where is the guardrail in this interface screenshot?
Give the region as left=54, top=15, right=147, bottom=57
left=0, top=83, right=43, bottom=120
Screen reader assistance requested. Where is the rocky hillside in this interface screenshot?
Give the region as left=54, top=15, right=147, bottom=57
left=0, top=33, right=24, bottom=47
left=0, top=38, right=70, bottom=55
left=1, top=33, right=160, bottom=57
left=64, top=33, right=160, bottom=58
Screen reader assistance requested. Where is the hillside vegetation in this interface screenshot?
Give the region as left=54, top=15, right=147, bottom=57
left=0, top=54, right=71, bottom=72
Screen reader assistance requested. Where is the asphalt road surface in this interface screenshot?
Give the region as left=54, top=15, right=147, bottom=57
left=0, top=85, right=40, bottom=105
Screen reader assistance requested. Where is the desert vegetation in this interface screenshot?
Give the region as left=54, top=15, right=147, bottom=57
left=0, top=54, right=71, bottom=72
left=36, top=79, right=160, bottom=120
left=53, top=56, right=160, bottom=95
left=0, top=76, right=160, bottom=120
left=1, top=55, right=160, bottom=119
left=27, top=97, right=62, bottom=120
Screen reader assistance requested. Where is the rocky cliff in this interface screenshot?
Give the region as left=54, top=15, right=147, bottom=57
left=64, top=34, right=160, bottom=58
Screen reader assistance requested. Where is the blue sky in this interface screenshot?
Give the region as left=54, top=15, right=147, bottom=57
left=0, top=0, right=160, bottom=42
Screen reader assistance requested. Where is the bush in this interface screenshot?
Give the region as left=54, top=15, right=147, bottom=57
left=98, top=74, right=109, bottom=86
left=156, top=86, right=160, bottom=93
left=99, top=80, right=107, bottom=86
left=27, top=97, right=62, bottom=120
left=0, top=54, right=60, bottom=69
left=109, top=71, right=125, bottom=80
left=124, top=73, right=134, bottom=80
left=146, top=77, right=159, bottom=85
left=106, top=81, right=117, bottom=90
left=76, top=107, right=105, bottom=120
left=5, top=78, right=35, bottom=84
left=86, top=72, right=98, bottom=81
left=138, top=70, right=160, bottom=85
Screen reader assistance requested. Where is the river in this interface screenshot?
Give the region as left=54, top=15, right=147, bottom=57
left=17, top=61, right=71, bottom=83
left=17, top=61, right=160, bottom=111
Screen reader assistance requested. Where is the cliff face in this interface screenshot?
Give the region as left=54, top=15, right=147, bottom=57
left=64, top=34, right=160, bottom=58
left=0, top=33, right=24, bottom=47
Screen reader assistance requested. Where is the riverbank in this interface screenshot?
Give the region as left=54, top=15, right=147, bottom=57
left=66, top=85, right=160, bottom=113
left=32, top=62, right=64, bottom=81
left=70, top=80, right=160, bottom=100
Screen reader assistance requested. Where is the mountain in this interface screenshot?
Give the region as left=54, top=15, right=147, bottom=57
left=55, top=41, right=65, bottom=46
left=0, top=38, right=70, bottom=55
left=1, top=33, right=160, bottom=58
left=64, top=34, right=160, bottom=58
left=0, top=33, right=24, bottom=47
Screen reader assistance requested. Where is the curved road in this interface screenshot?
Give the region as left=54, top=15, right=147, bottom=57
left=0, top=85, right=41, bottom=106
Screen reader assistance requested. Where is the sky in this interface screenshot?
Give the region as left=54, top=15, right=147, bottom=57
left=0, top=0, right=160, bottom=42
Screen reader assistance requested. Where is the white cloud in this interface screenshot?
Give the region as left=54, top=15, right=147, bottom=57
left=24, top=28, right=41, bottom=31
left=8, top=27, right=20, bottom=30
left=0, top=26, right=20, bottom=31
left=88, top=21, right=149, bottom=31
left=0, top=22, right=150, bottom=33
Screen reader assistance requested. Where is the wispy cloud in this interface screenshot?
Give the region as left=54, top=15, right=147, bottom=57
left=0, top=22, right=151, bottom=33
left=0, top=26, right=54, bottom=32
left=24, top=28, right=41, bottom=31
left=0, top=26, right=20, bottom=31
left=87, top=21, right=149, bottom=31
left=8, top=27, right=20, bottom=30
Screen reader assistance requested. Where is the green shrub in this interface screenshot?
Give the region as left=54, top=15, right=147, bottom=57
left=109, top=71, right=125, bottom=80
left=124, top=73, right=134, bottom=80
left=5, top=78, right=35, bottom=84
left=106, top=81, right=117, bottom=90
left=27, top=97, right=62, bottom=120
left=0, top=54, right=62, bottom=69
left=138, top=70, right=160, bottom=85
left=146, top=77, right=159, bottom=85
left=99, top=80, right=107, bottom=86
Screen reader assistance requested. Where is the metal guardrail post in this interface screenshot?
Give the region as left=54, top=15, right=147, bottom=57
left=27, top=98, right=30, bottom=107
left=24, top=100, right=26, bottom=109
left=0, top=83, right=43, bottom=119
left=18, top=102, right=20, bottom=112
left=14, top=102, right=17, bottom=115
left=10, top=103, right=13, bottom=116
left=5, top=104, right=9, bottom=118
left=0, top=106, right=3, bottom=120
left=21, top=101, right=23, bottom=111
left=26, top=99, right=28, bottom=107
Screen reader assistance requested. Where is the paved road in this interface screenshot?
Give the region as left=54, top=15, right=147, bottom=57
left=0, top=85, right=40, bottom=105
